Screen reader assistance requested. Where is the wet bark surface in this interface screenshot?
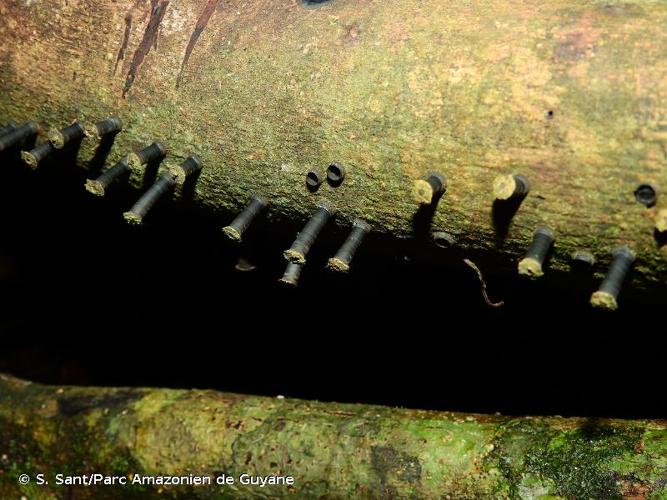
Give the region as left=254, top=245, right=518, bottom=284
left=1, top=374, right=667, bottom=499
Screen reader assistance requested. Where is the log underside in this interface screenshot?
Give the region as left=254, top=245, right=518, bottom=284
left=1, top=374, right=667, bottom=499
left=1, top=0, right=667, bottom=299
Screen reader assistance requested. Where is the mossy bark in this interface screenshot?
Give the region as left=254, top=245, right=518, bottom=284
left=0, top=374, right=666, bottom=499
left=1, top=0, right=667, bottom=291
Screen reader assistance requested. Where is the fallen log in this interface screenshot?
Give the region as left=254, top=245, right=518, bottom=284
left=1, top=0, right=667, bottom=299
left=0, top=374, right=666, bottom=499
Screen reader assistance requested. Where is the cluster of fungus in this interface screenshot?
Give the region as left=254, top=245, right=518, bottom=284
left=0, top=117, right=642, bottom=309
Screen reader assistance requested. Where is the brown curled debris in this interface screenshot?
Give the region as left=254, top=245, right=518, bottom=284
left=463, top=258, right=504, bottom=308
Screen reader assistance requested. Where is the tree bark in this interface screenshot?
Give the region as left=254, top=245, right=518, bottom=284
left=0, top=374, right=665, bottom=499
left=1, top=0, right=667, bottom=293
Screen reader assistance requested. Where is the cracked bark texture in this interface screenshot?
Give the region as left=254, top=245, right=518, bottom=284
left=1, top=0, right=667, bottom=293
left=1, top=374, right=667, bottom=499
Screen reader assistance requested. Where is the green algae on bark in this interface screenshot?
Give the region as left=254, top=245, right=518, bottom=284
left=0, top=374, right=666, bottom=499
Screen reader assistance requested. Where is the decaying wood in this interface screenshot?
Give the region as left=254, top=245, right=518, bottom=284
left=1, top=374, right=666, bottom=499
left=1, top=0, right=667, bottom=295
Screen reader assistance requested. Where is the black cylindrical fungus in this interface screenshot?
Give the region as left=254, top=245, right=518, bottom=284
left=517, top=226, right=555, bottom=279
left=0, top=122, right=17, bottom=138
left=21, top=142, right=56, bottom=170
left=279, top=262, right=303, bottom=287
left=493, top=174, right=530, bottom=201
left=284, top=203, right=335, bottom=264
left=48, top=122, right=85, bottom=149
left=123, top=172, right=177, bottom=225
left=84, top=159, right=131, bottom=197
left=432, top=231, right=457, bottom=250
left=306, top=169, right=324, bottom=191
left=327, top=219, right=370, bottom=273
left=222, top=195, right=269, bottom=242
left=413, top=172, right=446, bottom=205
left=326, top=162, right=346, bottom=186
left=127, top=142, right=166, bottom=169
left=0, top=122, right=38, bottom=154
left=590, top=245, right=635, bottom=311
left=86, top=117, right=123, bottom=140
left=171, top=154, right=204, bottom=185
left=634, top=183, right=658, bottom=207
